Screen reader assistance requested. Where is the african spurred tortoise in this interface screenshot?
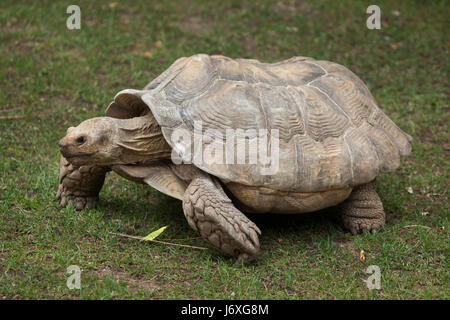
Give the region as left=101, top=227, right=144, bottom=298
left=57, top=54, right=412, bottom=261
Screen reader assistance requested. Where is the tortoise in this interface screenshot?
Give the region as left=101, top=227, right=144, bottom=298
left=57, top=54, right=412, bottom=262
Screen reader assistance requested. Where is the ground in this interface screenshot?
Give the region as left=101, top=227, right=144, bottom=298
left=0, top=0, right=448, bottom=299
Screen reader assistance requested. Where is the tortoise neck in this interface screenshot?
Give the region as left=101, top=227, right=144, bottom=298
left=115, top=114, right=172, bottom=163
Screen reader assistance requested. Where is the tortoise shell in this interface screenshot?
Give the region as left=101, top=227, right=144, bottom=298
left=108, top=54, right=412, bottom=193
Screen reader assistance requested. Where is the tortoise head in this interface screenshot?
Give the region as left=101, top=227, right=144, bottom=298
left=58, top=117, right=121, bottom=166
left=59, top=114, right=172, bottom=166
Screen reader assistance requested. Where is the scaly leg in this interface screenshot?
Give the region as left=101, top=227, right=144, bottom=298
left=340, top=180, right=385, bottom=234
left=56, top=156, right=109, bottom=210
left=182, top=173, right=261, bottom=262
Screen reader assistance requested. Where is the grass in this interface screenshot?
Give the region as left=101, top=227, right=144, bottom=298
left=0, top=0, right=448, bottom=299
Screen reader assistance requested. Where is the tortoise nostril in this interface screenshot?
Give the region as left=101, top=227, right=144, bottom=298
left=75, top=136, right=87, bottom=145
left=58, top=139, right=66, bottom=149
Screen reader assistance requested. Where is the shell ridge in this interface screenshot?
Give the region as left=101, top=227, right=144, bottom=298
left=343, top=133, right=355, bottom=183
left=302, top=61, right=328, bottom=83
left=308, top=82, right=353, bottom=123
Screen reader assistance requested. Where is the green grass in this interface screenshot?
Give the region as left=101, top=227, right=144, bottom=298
left=0, top=0, right=448, bottom=299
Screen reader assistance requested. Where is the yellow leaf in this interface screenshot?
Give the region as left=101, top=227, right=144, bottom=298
left=142, top=226, right=168, bottom=241
left=143, top=51, right=153, bottom=58
left=360, top=250, right=365, bottom=262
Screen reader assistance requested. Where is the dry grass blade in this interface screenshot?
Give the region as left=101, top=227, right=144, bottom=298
left=162, top=236, right=203, bottom=241
left=109, top=232, right=208, bottom=250
left=0, top=115, right=26, bottom=119
left=0, top=107, right=23, bottom=113
left=404, top=225, right=432, bottom=229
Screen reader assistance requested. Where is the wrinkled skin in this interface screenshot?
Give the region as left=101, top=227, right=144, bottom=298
left=57, top=156, right=109, bottom=210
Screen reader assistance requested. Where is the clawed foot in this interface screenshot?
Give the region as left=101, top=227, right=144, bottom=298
left=56, top=184, right=99, bottom=210
left=342, top=214, right=385, bottom=235
left=341, top=181, right=386, bottom=235
left=56, top=156, right=108, bottom=211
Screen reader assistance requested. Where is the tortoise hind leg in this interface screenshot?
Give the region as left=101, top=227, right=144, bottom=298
left=57, top=156, right=109, bottom=210
left=340, top=180, right=385, bottom=234
left=182, top=173, right=261, bottom=263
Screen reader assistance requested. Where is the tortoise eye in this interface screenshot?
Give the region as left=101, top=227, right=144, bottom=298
left=75, top=136, right=86, bottom=145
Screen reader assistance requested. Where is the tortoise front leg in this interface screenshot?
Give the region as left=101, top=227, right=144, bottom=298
left=56, top=156, right=110, bottom=210
left=182, top=173, right=261, bottom=263
left=340, top=180, right=385, bottom=234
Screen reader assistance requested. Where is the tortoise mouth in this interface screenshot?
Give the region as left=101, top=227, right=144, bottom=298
left=61, top=151, right=97, bottom=159
left=61, top=151, right=99, bottom=165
